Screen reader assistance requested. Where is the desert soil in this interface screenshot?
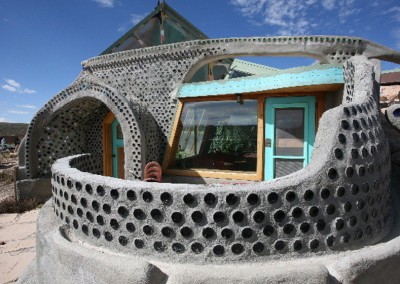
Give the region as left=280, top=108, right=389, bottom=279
left=0, top=154, right=38, bottom=284
left=0, top=182, right=14, bottom=202
left=0, top=154, right=17, bottom=201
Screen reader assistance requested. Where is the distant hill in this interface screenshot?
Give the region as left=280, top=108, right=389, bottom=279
left=0, top=122, right=28, bottom=138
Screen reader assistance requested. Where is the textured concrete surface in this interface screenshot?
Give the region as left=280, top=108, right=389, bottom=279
left=43, top=56, right=391, bottom=262
left=15, top=178, right=51, bottom=202
left=18, top=202, right=168, bottom=284
left=0, top=210, right=39, bottom=284
left=19, top=191, right=400, bottom=283
left=386, top=104, right=400, bottom=132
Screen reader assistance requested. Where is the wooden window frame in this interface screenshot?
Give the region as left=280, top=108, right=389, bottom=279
left=163, top=89, right=327, bottom=181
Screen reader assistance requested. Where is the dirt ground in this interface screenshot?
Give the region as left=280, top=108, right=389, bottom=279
left=0, top=209, right=39, bottom=284
left=0, top=152, right=38, bottom=284
left=0, top=152, right=17, bottom=201
left=0, top=183, right=14, bottom=202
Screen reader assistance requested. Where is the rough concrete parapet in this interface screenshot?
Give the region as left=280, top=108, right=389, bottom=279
left=20, top=191, right=400, bottom=283
left=15, top=178, right=51, bottom=202
left=18, top=202, right=168, bottom=284
left=43, top=56, right=391, bottom=262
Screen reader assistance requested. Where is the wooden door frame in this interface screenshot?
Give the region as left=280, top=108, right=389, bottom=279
left=264, top=96, right=316, bottom=180
left=103, top=112, right=115, bottom=177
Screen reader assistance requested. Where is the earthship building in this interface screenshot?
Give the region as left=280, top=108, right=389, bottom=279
left=16, top=3, right=400, bottom=283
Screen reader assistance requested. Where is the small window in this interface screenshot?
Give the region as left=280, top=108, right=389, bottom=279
left=169, top=100, right=258, bottom=173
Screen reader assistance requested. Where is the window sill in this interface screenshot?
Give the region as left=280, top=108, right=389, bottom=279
left=164, top=168, right=261, bottom=181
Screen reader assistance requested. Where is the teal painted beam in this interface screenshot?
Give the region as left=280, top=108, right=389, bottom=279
left=179, top=66, right=344, bottom=98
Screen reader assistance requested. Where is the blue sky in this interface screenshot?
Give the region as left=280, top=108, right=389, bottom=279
left=0, top=0, right=399, bottom=123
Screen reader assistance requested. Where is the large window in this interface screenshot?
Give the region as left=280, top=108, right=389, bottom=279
left=169, top=100, right=258, bottom=172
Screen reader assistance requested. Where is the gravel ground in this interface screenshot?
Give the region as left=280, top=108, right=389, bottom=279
left=0, top=182, right=14, bottom=201
left=0, top=153, right=17, bottom=201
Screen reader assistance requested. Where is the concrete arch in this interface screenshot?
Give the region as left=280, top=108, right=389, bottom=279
left=24, top=77, right=146, bottom=180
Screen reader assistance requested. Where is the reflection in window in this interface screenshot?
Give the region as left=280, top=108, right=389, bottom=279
left=116, top=123, right=123, bottom=139
left=274, top=108, right=304, bottom=156
left=170, top=100, right=258, bottom=172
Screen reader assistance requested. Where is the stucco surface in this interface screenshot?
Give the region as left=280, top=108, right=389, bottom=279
left=37, top=56, right=391, bottom=264
left=18, top=184, right=400, bottom=284
left=12, top=37, right=400, bottom=282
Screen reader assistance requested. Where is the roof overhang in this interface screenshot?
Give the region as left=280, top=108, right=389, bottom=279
left=178, top=64, right=344, bottom=98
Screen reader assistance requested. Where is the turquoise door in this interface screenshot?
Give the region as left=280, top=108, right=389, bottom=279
left=264, top=96, right=315, bottom=180
left=111, top=118, right=124, bottom=178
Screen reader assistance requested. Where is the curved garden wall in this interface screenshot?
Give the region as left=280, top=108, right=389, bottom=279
left=50, top=55, right=392, bottom=262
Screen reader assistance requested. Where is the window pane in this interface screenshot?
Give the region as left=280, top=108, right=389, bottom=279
left=274, top=159, right=303, bottom=178
left=171, top=100, right=258, bottom=172
left=274, top=108, right=304, bottom=156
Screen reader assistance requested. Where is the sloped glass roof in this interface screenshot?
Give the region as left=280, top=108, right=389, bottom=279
left=102, top=2, right=207, bottom=54
left=100, top=2, right=283, bottom=81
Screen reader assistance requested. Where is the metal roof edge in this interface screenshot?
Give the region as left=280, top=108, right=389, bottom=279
left=228, top=59, right=280, bottom=76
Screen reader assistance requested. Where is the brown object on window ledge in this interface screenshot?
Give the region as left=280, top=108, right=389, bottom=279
left=144, top=162, right=162, bottom=182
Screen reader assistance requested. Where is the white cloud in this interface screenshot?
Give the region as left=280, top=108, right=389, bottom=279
left=231, top=0, right=312, bottom=35
left=92, top=0, right=115, bottom=8
left=5, top=79, right=20, bottom=88
left=130, top=14, right=145, bottom=25
left=1, top=78, right=37, bottom=94
left=384, top=6, right=400, bottom=22
left=17, top=105, right=37, bottom=109
left=231, top=0, right=361, bottom=35
left=0, top=117, right=11, bottom=122
left=231, top=0, right=268, bottom=17
left=338, top=9, right=361, bottom=24
left=2, top=84, right=17, bottom=92
left=21, top=88, right=36, bottom=94
left=117, top=27, right=126, bottom=33
left=391, top=29, right=400, bottom=49
left=384, top=6, right=400, bottom=14
left=321, top=0, right=335, bottom=10
left=8, top=110, right=30, bottom=115
left=117, top=13, right=147, bottom=33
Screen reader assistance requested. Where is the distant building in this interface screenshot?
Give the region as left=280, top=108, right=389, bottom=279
left=0, top=135, right=20, bottom=145
left=380, top=69, right=400, bottom=106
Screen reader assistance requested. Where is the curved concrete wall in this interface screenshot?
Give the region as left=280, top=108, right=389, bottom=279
left=48, top=56, right=392, bottom=262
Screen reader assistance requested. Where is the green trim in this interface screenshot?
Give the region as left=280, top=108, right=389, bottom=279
left=179, top=65, right=343, bottom=98
left=264, top=96, right=315, bottom=180
left=112, top=119, right=124, bottom=178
